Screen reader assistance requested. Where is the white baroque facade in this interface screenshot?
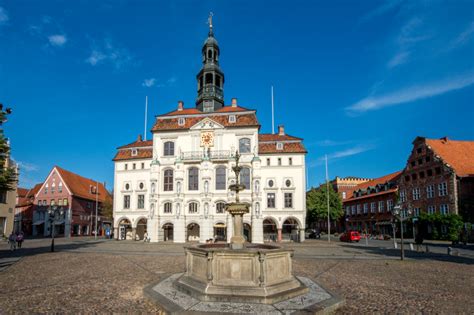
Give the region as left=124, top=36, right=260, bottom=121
left=112, top=24, right=307, bottom=244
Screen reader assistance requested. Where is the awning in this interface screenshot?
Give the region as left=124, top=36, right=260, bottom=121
left=33, top=221, right=44, bottom=226
left=214, top=223, right=226, bottom=228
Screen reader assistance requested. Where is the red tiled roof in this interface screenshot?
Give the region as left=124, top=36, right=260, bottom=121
left=118, top=139, right=153, bottom=149
left=16, top=184, right=42, bottom=207
left=215, top=106, right=251, bottom=113
left=345, top=188, right=398, bottom=202
left=259, top=134, right=302, bottom=142
left=426, top=138, right=474, bottom=177
left=258, top=142, right=307, bottom=154
left=345, top=171, right=402, bottom=199
left=113, top=148, right=153, bottom=161
left=55, top=166, right=111, bottom=202
left=152, top=113, right=260, bottom=132
left=162, top=108, right=203, bottom=116
left=17, top=188, right=29, bottom=198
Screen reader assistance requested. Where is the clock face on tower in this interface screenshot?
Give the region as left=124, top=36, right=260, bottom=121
left=200, top=131, right=214, bottom=147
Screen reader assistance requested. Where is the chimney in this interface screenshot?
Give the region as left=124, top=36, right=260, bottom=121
left=137, top=134, right=142, bottom=142
left=278, top=125, right=285, bottom=136
left=231, top=98, right=238, bottom=107
left=178, top=100, right=184, bottom=111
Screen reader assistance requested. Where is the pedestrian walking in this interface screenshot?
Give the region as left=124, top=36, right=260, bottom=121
left=144, top=231, right=149, bottom=242
left=16, top=232, right=24, bottom=248
left=8, top=232, right=16, bottom=251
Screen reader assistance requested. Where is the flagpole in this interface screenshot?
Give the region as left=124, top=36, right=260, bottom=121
left=326, top=155, right=330, bottom=242
left=271, top=86, right=275, bottom=134
left=95, top=180, right=99, bottom=240
left=144, top=96, right=148, bottom=141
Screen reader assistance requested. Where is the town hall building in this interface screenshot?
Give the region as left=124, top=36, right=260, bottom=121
left=113, top=20, right=307, bottom=243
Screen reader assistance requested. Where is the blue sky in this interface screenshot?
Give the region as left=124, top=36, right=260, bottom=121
left=1, top=0, right=473, bottom=189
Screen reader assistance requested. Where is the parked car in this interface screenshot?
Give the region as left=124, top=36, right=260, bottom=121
left=339, top=231, right=361, bottom=242
left=305, top=229, right=321, bottom=239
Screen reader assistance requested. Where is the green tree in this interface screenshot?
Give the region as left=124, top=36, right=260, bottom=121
left=0, top=105, right=17, bottom=192
left=306, top=184, right=343, bottom=227
left=100, top=194, right=114, bottom=219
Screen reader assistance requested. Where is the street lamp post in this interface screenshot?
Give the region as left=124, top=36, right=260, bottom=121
left=392, top=202, right=413, bottom=261
left=48, top=205, right=64, bottom=252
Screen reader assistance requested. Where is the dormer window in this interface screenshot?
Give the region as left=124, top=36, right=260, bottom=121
left=276, top=142, right=283, bottom=150
left=229, top=115, right=236, bottom=123
left=178, top=117, right=185, bottom=126
left=131, top=148, right=138, bottom=156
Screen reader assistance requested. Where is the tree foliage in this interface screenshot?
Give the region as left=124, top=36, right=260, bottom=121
left=417, top=212, right=464, bottom=242
left=306, top=184, right=343, bottom=225
left=0, top=106, right=17, bottom=192
left=100, top=194, right=114, bottom=219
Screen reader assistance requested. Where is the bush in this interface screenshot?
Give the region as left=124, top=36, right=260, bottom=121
left=383, top=234, right=391, bottom=240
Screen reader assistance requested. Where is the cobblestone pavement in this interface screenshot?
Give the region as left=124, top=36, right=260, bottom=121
left=0, top=238, right=473, bottom=313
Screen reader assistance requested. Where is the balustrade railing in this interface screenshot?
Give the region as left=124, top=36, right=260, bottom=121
left=180, top=150, right=233, bottom=161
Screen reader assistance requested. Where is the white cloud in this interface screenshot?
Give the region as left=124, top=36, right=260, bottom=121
left=450, top=21, right=474, bottom=48
left=48, top=34, right=67, bottom=47
left=311, top=140, right=354, bottom=147
left=85, top=38, right=133, bottom=69
left=0, top=7, right=9, bottom=25
left=308, top=144, right=375, bottom=168
left=387, top=51, right=410, bottom=68
left=347, top=73, right=474, bottom=113
left=360, top=0, right=403, bottom=23
left=167, top=76, right=177, bottom=85
left=16, top=161, right=39, bottom=172
left=142, top=78, right=156, bottom=87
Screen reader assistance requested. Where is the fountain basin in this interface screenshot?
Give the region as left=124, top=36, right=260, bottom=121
left=174, top=243, right=308, bottom=304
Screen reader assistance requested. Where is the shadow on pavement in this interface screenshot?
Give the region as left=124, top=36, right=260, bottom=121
left=339, top=243, right=474, bottom=265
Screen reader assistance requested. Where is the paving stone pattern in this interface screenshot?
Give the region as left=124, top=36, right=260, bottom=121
left=0, top=239, right=473, bottom=313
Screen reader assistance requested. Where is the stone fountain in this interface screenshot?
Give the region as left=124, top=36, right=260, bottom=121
left=144, top=152, right=344, bottom=313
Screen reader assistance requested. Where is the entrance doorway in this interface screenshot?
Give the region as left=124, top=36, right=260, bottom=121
left=282, top=218, right=299, bottom=242
left=213, top=222, right=226, bottom=241
left=187, top=223, right=200, bottom=242
left=118, top=218, right=132, bottom=240
left=136, top=218, right=147, bottom=240
left=263, top=218, right=277, bottom=242
left=243, top=223, right=251, bottom=242
left=163, top=223, right=174, bottom=241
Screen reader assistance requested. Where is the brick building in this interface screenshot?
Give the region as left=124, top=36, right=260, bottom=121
left=398, top=137, right=474, bottom=223
left=330, top=176, right=371, bottom=201
left=14, top=184, right=42, bottom=235
left=32, top=166, right=112, bottom=237
left=343, top=171, right=401, bottom=235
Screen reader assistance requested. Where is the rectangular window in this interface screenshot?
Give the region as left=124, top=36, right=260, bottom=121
left=123, top=195, right=130, bottom=209
left=363, top=203, right=368, bottom=214
left=63, top=198, right=68, bottom=206
left=351, top=205, right=356, bottom=215
left=400, top=190, right=406, bottom=202
left=428, top=205, right=435, bottom=214
left=216, top=203, right=225, bottom=214
left=125, top=164, right=128, bottom=170
left=215, top=168, right=226, bottom=190
left=51, top=199, right=55, bottom=206
left=387, top=199, right=394, bottom=212
left=87, top=202, right=92, bottom=209
left=58, top=199, right=63, bottom=206
left=289, top=158, right=293, bottom=166
left=426, top=185, right=434, bottom=198
left=412, top=188, right=421, bottom=200
left=267, top=193, right=275, bottom=208
left=414, top=207, right=420, bottom=217
left=133, top=163, right=136, bottom=170
left=189, top=203, right=198, bottom=213
left=284, top=193, right=293, bottom=208
left=266, top=158, right=271, bottom=166
left=137, top=195, right=145, bottom=209
left=427, top=169, right=433, bottom=176
left=440, top=204, right=449, bottom=215
left=378, top=201, right=384, bottom=213
left=164, top=203, right=172, bottom=213
left=51, top=185, right=55, bottom=194
left=345, top=206, right=350, bottom=215
left=357, top=204, right=361, bottom=214
left=141, top=163, right=145, bottom=169
left=370, top=202, right=376, bottom=213
left=278, top=158, right=282, bottom=166
left=438, top=182, right=448, bottom=196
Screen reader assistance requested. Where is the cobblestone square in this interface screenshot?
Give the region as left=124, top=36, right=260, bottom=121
left=0, top=238, right=473, bottom=313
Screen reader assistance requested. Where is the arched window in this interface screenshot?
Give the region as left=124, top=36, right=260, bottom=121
left=164, top=202, right=172, bottom=214
left=208, top=49, right=213, bottom=59
left=164, top=141, right=174, bottom=156
left=188, top=167, right=199, bottom=191
left=240, top=167, right=250, bottom=190
left=216, top=202, right=226, bottom=214
left=205, top=73, right=213, bottom=84
left=189, top=202, right=198, bottom=214
left=239, top=138, right=251, bottom=153
left=164, top=169, right=173, bottom=191
left=215, top=167, right=226, bottom=190
left=215, top=75, right=221, bottom=87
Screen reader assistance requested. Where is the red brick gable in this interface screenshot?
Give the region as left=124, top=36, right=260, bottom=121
left=425, top=138, right=474, bottom=177
left=55, top=166, right=111, bottom=203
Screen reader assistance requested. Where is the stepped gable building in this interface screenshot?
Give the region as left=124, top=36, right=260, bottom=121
left=113, top=20, right=307, bottom=243
left=330, top=176, right=372, bottom=200
left=32, top=166, right=112, bottom=237
left=343, top=171, right=402, bottom=235
left=14, top=183, right=42, bottom=235
left=398, top=137, right=474, bottom=222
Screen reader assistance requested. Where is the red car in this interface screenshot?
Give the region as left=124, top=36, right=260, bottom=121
left=340, top=231, right=361, bottom=242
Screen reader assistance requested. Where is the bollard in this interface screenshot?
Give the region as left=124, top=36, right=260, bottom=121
left=448, top=247, right=452, bottom=255
left=394, top=242, right=397, bottom=249
left=410, top=243, right=414, bottom=251
left=425, top=244, right=430, bottom=253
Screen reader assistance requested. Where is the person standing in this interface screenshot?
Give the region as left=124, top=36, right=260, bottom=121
left=16, top=232, right=24, bottom=248
left=8, top=232, right=16, bottom=251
